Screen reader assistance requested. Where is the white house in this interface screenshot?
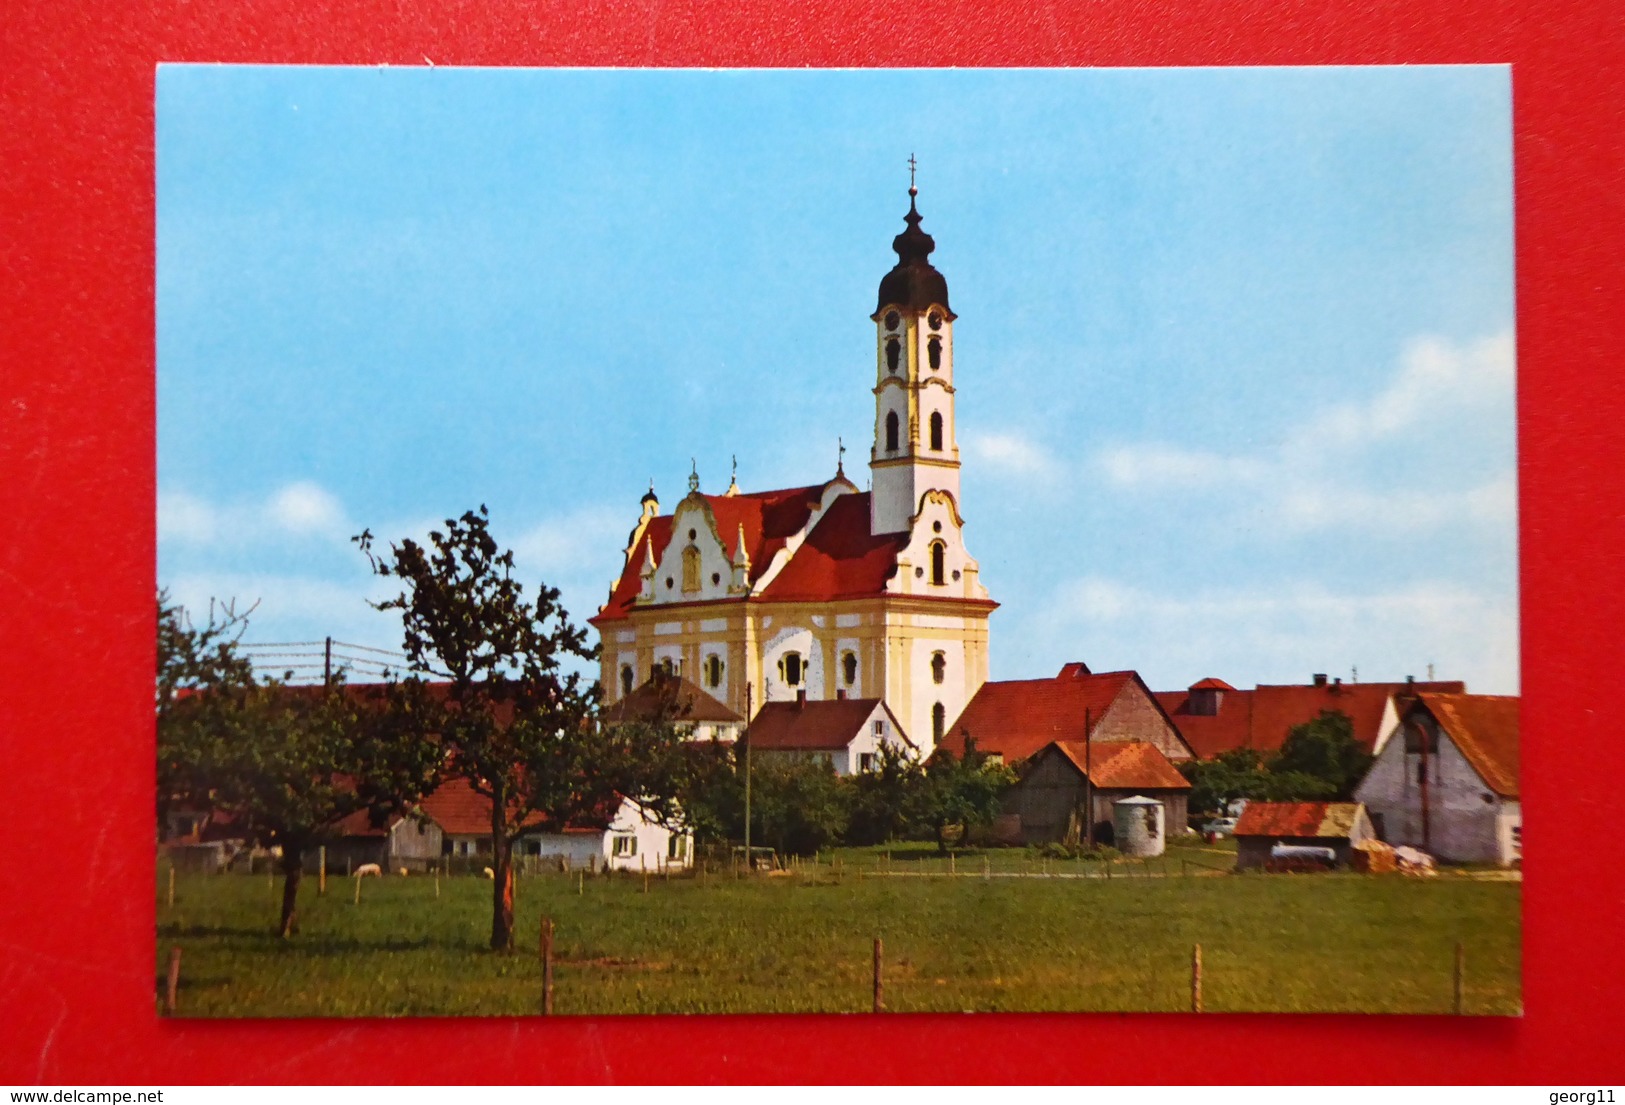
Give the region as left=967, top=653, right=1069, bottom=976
left=1354, top=692, right=1520, bottom=866
left=747, top=695, right=914, bottom=775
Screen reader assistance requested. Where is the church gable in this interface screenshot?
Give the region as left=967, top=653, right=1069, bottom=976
left=890, top=489, right=988, bottom=601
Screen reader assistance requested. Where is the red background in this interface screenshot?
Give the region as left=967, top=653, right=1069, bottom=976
left=3, top=0, right=1622, bottom=1084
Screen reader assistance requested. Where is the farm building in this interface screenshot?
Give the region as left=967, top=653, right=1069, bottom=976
left=747, top=694, right=915, bottom=775
left=1154, top=674, right=1467, bottom=759
left=325, top=807, right=443, bottom=873
left=1354, top=692, right=1520, bottom=866
left=946, top=663, right=1194, bottom=767
left=602, top=671, right=744, bottom=743
left=1232, top=801, right=1376, bottom=870
left=999, top=739, right=1191, bottom=845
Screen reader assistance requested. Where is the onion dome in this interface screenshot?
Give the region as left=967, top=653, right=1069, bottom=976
left=875, top=187, right=952, bottom=317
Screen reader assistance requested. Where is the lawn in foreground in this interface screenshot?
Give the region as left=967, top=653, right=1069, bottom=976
left=157, top=854, right=1520, bottom=1017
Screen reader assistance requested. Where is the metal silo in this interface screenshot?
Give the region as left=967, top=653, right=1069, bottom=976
left=1113, top=796, right=1165, bottom=857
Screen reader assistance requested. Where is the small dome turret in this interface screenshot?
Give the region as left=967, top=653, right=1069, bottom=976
left=874, top=186, right=953, bottom=317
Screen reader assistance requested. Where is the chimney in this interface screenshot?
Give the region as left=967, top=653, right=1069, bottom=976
left=796, top=689, right=806, bottom=708
left=1332, top=677, right=1342, bottom=694
left=835, top=688, right=847, bottom=700
left=1312, top=673, right=1328, bottom=687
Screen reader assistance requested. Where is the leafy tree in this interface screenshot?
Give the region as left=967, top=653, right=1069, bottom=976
left=916, top=737, right=1014, bottom=851
left=1179, top=748, right=1268, bottom=817
left=356, top=506, right=688, bottom=952
left=1269, top=710, right=1373, bottom=799
left=742, top=755, right=850, bottom=856
left=845, top=743, right=925, bottom=846
left=156, top=591, right=440, bottom=937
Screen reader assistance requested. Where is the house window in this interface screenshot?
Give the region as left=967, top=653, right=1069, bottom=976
left=932, top=703, right=946, bottom=744
left=620, top=664, right=634, bottom=696
left=705, top=654, right=724, bottom=689
left=873, top=720, right=884, bottom=736
left=927, top=335, right=942, bottom=370
left=682, top=544, right=702, bottom=592
left=842, top=651, right=858, bottom=686
left=668, top=835, right=688, bottom=861
left=886, top=337, right=901, bottom=373
left=612, top=835, right=637, bottom=858
left=778, top=651, right=803, bottom=686
left=931, top=651, right=946, bottom=684
left=885, top=411, right=900, bottom=452
left=860, top=753, right=874, bottom=772
left=930, top=541, right=946, bottom=585
left=929, top=411, right=943, bottom=451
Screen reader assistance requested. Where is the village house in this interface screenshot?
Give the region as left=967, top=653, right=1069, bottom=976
left=1354, top=692, right=1520, bottom=866
left=1232, top=801, right=1376, bottom=870
left=602, top=671, right=744, bottom=743
left=1154, top=673, right=1468, bottom=759
left=747, top=694, right=914, bottom=776
left=999, top=739, right=1192, bottom=846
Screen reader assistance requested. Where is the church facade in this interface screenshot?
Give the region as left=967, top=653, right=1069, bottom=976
left=589, top=185, right=996, bottom=753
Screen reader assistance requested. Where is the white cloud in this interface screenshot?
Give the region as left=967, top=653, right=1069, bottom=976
left=1275, top=472, right=1516, bottom=533
left=1098, top=444, right=1267, bottom=489
left=157, top=480, right=353, bottom=547
left=967, top=432, right=1058, bottom=478
left=512, top=504, right=633, bottom=580
left=157, top=489, right=218, bottom=544
left=268, top=481, right=347, bottom=537
left=1020, top=574, right=1519, bottom=693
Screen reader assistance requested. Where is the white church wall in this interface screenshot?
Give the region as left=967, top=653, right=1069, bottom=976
left=761, top=623, right=823, bottom=702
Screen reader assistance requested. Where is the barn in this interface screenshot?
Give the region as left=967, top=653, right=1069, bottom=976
left=1232, top=801, right=1375, bottom=870
left=1001, top=739, right=1191, bottom=845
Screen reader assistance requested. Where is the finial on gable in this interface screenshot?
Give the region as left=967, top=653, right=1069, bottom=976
left=688, top=458, right=700, bottom=494
left=837, top=436, right=846, bottom=478
left=726, top=454, right=740, bottom=496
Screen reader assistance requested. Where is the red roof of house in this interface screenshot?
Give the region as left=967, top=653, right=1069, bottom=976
left=1190, top=677, right=1235, bottom=691
left=603, top=674, right=741, bottom=724
left=418, top=777, right=551, bottom=837
left=1234, top=801, right=1366, bottom=839
left=749, top=697, right=905, bottom=751
left=947, top=670, right=1135, bottom=763
left=1156, top=680, right=1468, bottom=758
left=1052, top=740, right=1190, bottom=790
left=1416, top=692, right=1519, bottom=798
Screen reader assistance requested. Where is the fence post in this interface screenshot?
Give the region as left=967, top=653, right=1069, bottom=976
left=318, top=846, right=326, bottom=896
left=578, top=871, right=584, bottom=896
left=353, top=874, right=361, bottom=906
left=167, top=864, right=175, bottom=909
left=434, top=873, right=440, bottom=899
left=1191, top=944, right=1203, bottom=1013
left=346, top=856, right=352, bottom=878
left=873, top=937, right=884, bottom=1013
left=1453, top=941, right=1465, bottom=1014
left=984, top=854, right=991, bottom=881
left=163, top=946, right=181, bottom=1015
left=540, top=915, right=555, bottom=1015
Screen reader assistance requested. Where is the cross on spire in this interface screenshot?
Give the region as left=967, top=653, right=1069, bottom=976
left=908, top=153, right=918, bottom=195
left=837, top=436, right=846, bottom=476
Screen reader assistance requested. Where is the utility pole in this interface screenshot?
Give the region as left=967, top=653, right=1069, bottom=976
left=743, top=680, right=753, bottom=868
left=1083, top=707, right=1094, bottom=846
left=324, top=636, right=333, bottom=683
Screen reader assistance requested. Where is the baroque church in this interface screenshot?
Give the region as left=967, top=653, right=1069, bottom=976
left=589, top=182, right=995, bottom=753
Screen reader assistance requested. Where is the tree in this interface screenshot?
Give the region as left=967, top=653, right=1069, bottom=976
left=916, top=737, right=1014, bottom=851
left=845, top=744, right=925, bottom=846
left=1270, top=710, right=1373, bottom=799
left=742, top=756, right=850, bottom=856
left=156, top=591, right=440, bottom=937
left=356, top=506, right=688, bottom=952
left=1179, top=748, right=1268, bottom=817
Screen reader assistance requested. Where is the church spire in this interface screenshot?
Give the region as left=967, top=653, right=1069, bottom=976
left=875, top=172, right=951, bottom=317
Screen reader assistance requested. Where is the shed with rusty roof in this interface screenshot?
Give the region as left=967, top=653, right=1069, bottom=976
left=1232, top=801, right=1375, bottom=870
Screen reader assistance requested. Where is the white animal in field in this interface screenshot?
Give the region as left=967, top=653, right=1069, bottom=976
left=482, top=866, right=495, bottom=879
left=354, top=863, right=382, bottom=878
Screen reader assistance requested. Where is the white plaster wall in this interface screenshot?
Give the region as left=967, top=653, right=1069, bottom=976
left=648, top=501, right=735, bottom=606
left=1355, top=730, right=1516, bottom=865
left=910, top=635, right=967, bottom=751
left=603, top=798, right=692, bottom=871
left=528, top=833, right=603, bottom=869
left=894, top=494, right=980, bottom=599
left=761, top=623, right=822, bottom=702
left=837, top=702, right=916, bottom=774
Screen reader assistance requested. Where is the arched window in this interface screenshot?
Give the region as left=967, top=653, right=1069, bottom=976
left=931, top=651, right=946, bottom=684
left=885, top=337, right=901, bottom=373
left=681, top=544, right=701, bottom=593
left=885, top=411, right=900, bottom=452
left=842, top=651, right=858, bottom=686
left=778, top=651, right=803, bottom=687
left=929, top=411, right=943, bottom=451
left=927, top=335, right=942, bottom=370
left=932, top=703, right=946, bottom=744
left=620, top=664, right=634, bottom=696
left=930, top=541, right=946, bottom=585
left=705, top=654, right=724, bottom=689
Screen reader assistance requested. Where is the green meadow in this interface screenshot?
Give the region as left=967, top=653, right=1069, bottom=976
left=156, top=842, right=1520, bottom=1017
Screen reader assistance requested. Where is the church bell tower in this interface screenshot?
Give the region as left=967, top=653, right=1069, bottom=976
left=870, top=172, right=961, bottom=536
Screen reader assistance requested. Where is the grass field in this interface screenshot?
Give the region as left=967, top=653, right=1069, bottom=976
left=156, top=842, right=1521, bottom=1017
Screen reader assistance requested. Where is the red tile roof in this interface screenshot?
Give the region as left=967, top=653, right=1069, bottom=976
left=947, top=670, right=1135, bottom=763
left=1156, top=680, right=1467, bottom=758
left=759, top=492, right=909, bottom=602
left=1052, top=740, right=1190, bottom=790
left=603, top=674, right=741, bottom=724
left=1234, top=801, right=1366, bottom=839
left=1416, top=693, right=1519, bottom=798
left=418, top=777, right=551, bottom=837
left=1190, top=677, right=1235, bottom=691
left=748, top=697, right=907, bottom=751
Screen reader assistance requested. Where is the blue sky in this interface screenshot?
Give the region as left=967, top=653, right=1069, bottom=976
left=157, top=66, right=1517, bottom=692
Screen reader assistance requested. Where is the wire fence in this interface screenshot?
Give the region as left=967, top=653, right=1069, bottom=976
left=238, top=638, right=412, bottom=683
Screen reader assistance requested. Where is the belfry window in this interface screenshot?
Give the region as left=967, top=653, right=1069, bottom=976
left=842, top=651, right=858, bottom=686
left=778, top=651, right=803, bottom=687
left=932, top=703, right=946, bottom=744
left=885, top=411, right=900, bottom=452
left=681, top=544, right=702, bottom=593
left=927, top=335, right=942, bottom=371
left=929, top=411, right=943, bottom=451
left=705, top=654, right=724, bottom=689
left=620, top=664, right=634, bottom=696
left=930, top=541, right=946, bottom=585
left=885, top=337, right=901, bottom=373
left=931, top=651, right=946, bottom=684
